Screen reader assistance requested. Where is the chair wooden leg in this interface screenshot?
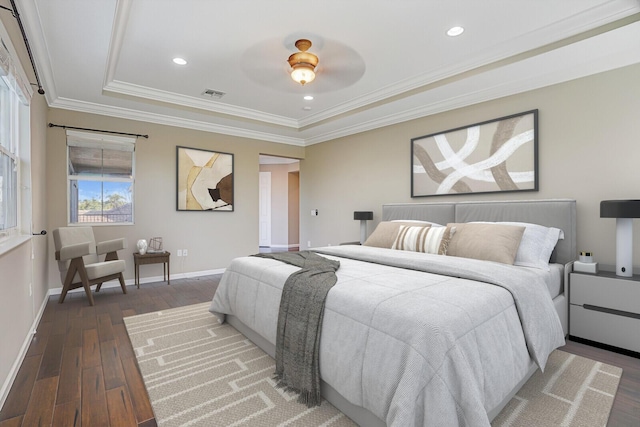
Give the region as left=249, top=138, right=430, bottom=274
left=58, top=263, right=77, bottom=304
left=83, top=282, right=95, bottom=306
left=96, top=283, right=103, bottom=292
left=75, top=260, right=95, bottom=306
left=118, top=273, right=127, bottom=294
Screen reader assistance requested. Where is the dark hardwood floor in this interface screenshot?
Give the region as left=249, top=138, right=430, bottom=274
left=0, top=275, right=219, bottom=427
left=0, top=275, right=638, bottom=426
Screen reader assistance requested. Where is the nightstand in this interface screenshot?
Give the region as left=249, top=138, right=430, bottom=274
left=569, top=270, right=640, bottom=353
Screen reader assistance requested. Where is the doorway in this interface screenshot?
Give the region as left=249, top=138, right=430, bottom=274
left=259, top=155, right=300, bottom=253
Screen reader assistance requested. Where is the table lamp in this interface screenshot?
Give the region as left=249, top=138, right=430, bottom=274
left=600, top=200, right=640, bottom=277
left=354, top=211, right=373, bottom=244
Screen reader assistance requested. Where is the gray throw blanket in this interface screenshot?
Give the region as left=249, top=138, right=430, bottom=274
left=252, top=251, right=340, bottom=407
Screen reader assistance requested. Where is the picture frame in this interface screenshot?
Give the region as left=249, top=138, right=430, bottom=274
left=411, top=109, right=538, bottom=197
left=176, top=146, right=234, bottom=211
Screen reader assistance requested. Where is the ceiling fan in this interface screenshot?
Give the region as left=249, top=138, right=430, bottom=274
left=240, top=37, right=366, bottom=93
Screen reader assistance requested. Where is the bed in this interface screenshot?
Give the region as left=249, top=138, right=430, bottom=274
left=210, top=199, right=576, bottom=426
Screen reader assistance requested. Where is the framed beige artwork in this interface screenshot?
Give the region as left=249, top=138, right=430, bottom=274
left=176, top=146, right=234, bottom=211
left=411, top=110, right=538, bottom=197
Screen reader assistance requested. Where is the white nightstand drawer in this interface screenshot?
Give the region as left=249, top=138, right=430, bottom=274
left=570, top=305, right=640, bottom=352
left=570, top=273, right=640, bottom=314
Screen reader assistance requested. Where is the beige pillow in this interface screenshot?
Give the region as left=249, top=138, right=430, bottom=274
left=363, top=221, right=424, bottom=248
left=446, top=223, right=525, bottom=265
left=392, top=225, right=455, bottom=255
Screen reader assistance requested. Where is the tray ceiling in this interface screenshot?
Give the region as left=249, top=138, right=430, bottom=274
left=16, top=0, right=640, bottom=146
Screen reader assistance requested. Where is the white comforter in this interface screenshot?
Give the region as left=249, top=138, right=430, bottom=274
left=210, top=245, right=565, bottom=426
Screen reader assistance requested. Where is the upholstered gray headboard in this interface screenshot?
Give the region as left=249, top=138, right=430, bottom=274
left=382, top=199, right=577, bottom=265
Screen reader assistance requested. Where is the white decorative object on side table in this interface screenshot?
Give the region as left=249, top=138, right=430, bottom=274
left=136, top=239, right=148, bottom=255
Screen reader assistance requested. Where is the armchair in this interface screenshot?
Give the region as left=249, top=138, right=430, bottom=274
left=53, top=227, right=127, bottom=305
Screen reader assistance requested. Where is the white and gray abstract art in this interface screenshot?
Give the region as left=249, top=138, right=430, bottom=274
left=412, top=110, right=538, bottom=197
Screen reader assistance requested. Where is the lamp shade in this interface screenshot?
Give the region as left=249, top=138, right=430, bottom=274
left=600, top=200, right=640, bottom=218
left=354, top=211, right=373, bottom=220
left=600, top=199, right=640, bottom=277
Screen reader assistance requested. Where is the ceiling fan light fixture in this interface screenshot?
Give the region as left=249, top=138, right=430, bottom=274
left=290, top=64, right=316, bottom=85
left=288, top=39, right=318, bottom=86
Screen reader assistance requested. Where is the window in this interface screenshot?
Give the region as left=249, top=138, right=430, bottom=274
left=66, top=130, right=135, bottom=225
left=0, top=35, right=31, bottom=240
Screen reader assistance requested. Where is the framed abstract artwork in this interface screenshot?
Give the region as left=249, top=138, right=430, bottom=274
left=176, top=146, right=234, bottom=211
left=411, top=110, right=538, bottom=197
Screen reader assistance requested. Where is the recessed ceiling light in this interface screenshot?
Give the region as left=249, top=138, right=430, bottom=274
left=304, top=95, right=314, bottom=101
left=173, top=57, right=187, bottom=65
left=447, top=26, right=464, bottom=37
left=302, top=106, right=312, bottom=111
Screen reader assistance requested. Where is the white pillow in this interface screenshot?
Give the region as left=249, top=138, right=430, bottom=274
left=474, top=221, right=564, bottom=270
left=392, top=225, right=454, bottom=255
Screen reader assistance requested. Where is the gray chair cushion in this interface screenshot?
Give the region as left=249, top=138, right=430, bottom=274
left=85, top=260, right=126, bottom=280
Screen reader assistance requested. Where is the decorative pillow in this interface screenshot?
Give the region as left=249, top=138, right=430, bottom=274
left=489, top=222, right=564, bottom=270
left=391, top=225, right=455, bottom=255
left=363, top=221, right=420, bottom=248
left=446, top=223, right=526, bottom=265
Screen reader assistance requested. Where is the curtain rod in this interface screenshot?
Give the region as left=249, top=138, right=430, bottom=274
left=2, top=1, right=45, bottom=95
left=48, top=123, right=149, bottom=139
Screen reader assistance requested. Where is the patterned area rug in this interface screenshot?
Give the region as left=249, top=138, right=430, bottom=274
left=124, top=303, right=622, bottom=427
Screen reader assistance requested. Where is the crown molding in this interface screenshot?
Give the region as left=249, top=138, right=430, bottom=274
left=103, top=0, right=131, bottom=88
left=305, top=22, right=640, bottom=146
left=299, top=2, right=640, bottom=128
left=19, top=0, right=640, bottom=147
left=100, top=1, right=640, bottom=131
left=102, top=80, right=300, bottom=129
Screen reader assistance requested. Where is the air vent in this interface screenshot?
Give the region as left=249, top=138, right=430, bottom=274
left=202, top=89, right=226, bottom=99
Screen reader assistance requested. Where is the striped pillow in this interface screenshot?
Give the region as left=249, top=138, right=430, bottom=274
left=392, top=225, right=454, bottom=255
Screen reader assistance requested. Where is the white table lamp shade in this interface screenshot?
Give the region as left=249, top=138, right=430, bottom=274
left=354, top=211, right=373, bottom=244
left=601, top=200, right=640, bottom=277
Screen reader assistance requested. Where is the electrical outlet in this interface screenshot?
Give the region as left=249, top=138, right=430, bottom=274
left=29, top=283, right=32, bottom=297
left=307, top=241, right=311, bottom=247
left=183, top=249, right=188, bottom=256
left=177, top=249, right=183, bottom=257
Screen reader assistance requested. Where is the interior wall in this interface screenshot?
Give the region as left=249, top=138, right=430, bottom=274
left=30, top=95, right=49, bottom=310
left=45, top=109, right=304, bottom=288
left=0, top=243, right=33, bottom=396
left=300, top=63, right=640, bottom=270
left=0, top=14, right=49, bottom=406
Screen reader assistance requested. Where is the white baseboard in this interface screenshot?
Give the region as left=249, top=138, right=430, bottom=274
left=1, top=267, right=225, bottom=409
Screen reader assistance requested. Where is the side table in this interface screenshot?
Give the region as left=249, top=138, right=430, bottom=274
left=134, top=251, right=171, bottom=288
left=569, top=270, right=640, bottom=353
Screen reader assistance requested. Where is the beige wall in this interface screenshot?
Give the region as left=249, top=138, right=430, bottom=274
left=30, top=95, right=50, bottom=309
left=45, top=109, right=305, bottom=286
left=301, top=63, right=640, bottom=270
left=0, top=243, right=33, bottom=391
